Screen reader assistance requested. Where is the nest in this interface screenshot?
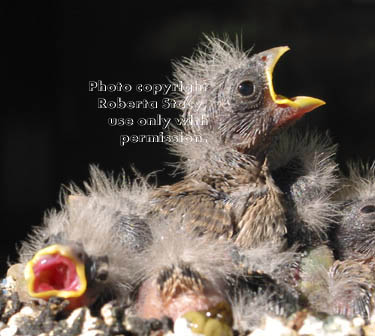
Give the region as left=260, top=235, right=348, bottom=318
left=1, top=275, right=375, bottom=336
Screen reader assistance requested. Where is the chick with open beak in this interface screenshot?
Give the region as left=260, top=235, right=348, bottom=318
left=11, top=167, right=150, bottom=310
left=260, top=46, right=324, bottom=127
left=152, top=36, right=330, bottom=250
left=24, top=243, right=90, bottom=309
left=170, top=37, right=324, bottom=154
left=14, top=209, right=116, bottom=310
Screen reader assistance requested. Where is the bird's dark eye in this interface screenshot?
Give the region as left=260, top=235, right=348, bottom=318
left=361, top=205, right=375, bottom=214
left=94, top=256, right=109, bottom=282
left=76, top=252, right=84, bottom=260
left=97, top=269, right=108, bottom=281
left=237, top=80, right=254, bottom=97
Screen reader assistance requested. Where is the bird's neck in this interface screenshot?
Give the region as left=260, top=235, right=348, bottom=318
left=198, top=149, right=268, bottom=190
left=238, top=139, right=272, bottom=162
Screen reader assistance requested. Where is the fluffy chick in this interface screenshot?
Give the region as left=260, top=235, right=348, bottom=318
left=332, top=162, right=375, bottom=260
left=296, top=163, right=375, bottom=320
left=11, top=166, right=151, bottom=309
left=299, top=250, right=375, bottom=321
left=133, top=212, right=236, bottom=323
left=133, top=210, right=301, bottom=332
left=71, top=166, right=153, bottom=253
left=230, top=244, right=300, bottom=332
left=269, top=129, right=339, bottom=249
left=151, top=36, right=328, bottom=249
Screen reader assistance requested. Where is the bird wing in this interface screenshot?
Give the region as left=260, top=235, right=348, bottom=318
left=152, top=164, right=287, bottom=249
left=151, top=179, right=235, bottom=238
left=234, top=182, right=287, bottom=248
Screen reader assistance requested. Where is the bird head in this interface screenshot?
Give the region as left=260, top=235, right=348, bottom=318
left=18, top=166, right=152, bottom=310
left=335, top=198, right=375, bottom=259
left=173, top=37, right=325, bottom=155
left=333, top=163, right=375, bottom=259
left=24, top=241, right=109, bottom=310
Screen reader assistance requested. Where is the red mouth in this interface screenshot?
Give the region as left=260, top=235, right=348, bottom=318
left=32, top=253, right=81, bottom=293
left=25, top=244, right=87, bottom=302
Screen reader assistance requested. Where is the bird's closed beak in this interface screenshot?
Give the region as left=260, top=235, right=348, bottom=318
left=258, top=46, right=325, bottom=124
left=24, top=244, right=87, bottom=306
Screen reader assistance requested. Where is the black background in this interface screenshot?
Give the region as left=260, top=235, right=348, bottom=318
left=3, top=0, right=375, bottom=275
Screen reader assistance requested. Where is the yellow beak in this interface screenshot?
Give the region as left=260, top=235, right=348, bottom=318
left=258, top=46, right=325, bottom=113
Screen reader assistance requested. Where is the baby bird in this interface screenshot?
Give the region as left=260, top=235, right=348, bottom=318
left=133, top=211, right=236, bottom=323
left=9, top=165, right=303, bottom=331
left=151, top=36, right=331, bottom=249
left=268, top=129, right=339, bottom=249
left=332, top=162, right=375, bottom=260
left=230, top=244, right=300, bottom=332
left=132, top=210, right=300, bottom=332
left=298, top=245, right=375, bottom=321
left=298, top=161, right=375, bottom=321
left=10, top=166, right=152, bottom=310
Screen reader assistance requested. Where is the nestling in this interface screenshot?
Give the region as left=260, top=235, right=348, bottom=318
left=298, top=245, right=375, bottom=321
left=132, top=209, right=301, bottom=333
left=307, top=162, right=375, bottom=320
left=332, top=162, right=375, bottom=260
left=230, top=243, right=300, bottom=332
left=133, top=211, right=236, bottom=323
left=151, top=36, right=331, bottom=249
left=10, top=166, right=152, bottom=310
left=268, top=129, right=339, bottom=249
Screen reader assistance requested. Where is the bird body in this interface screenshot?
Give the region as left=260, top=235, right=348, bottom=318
left=133, top=210, right=236, bottom=322
left=333, top=162, right=375, bottom=260
left=12, top=167, right=152, bottom=309
left=269, top=129, right=339, bottom=249
left=7, top=36, right=345, bottom=333
left=151, top=36, right=329, bottom=250
left=298, top=163, right=375, bottom=320
left=133, top=206, right=301, bottom=329
left=152, top=136, right=286, bottom=248
left=299, top=249, right=375, bottom=321
left=147, top=36, right=343, bottom=326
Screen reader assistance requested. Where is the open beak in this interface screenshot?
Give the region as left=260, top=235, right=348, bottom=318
left=24, top=244, right=87, bottom=301
left=258, top=46, right=325, bottom=123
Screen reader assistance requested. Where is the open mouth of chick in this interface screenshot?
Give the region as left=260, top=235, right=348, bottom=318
left=24, top=244, right=87, bottom=300
left=31, top=253, right=81, bottom=293
left=261, top=46, right=325, bottom=124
